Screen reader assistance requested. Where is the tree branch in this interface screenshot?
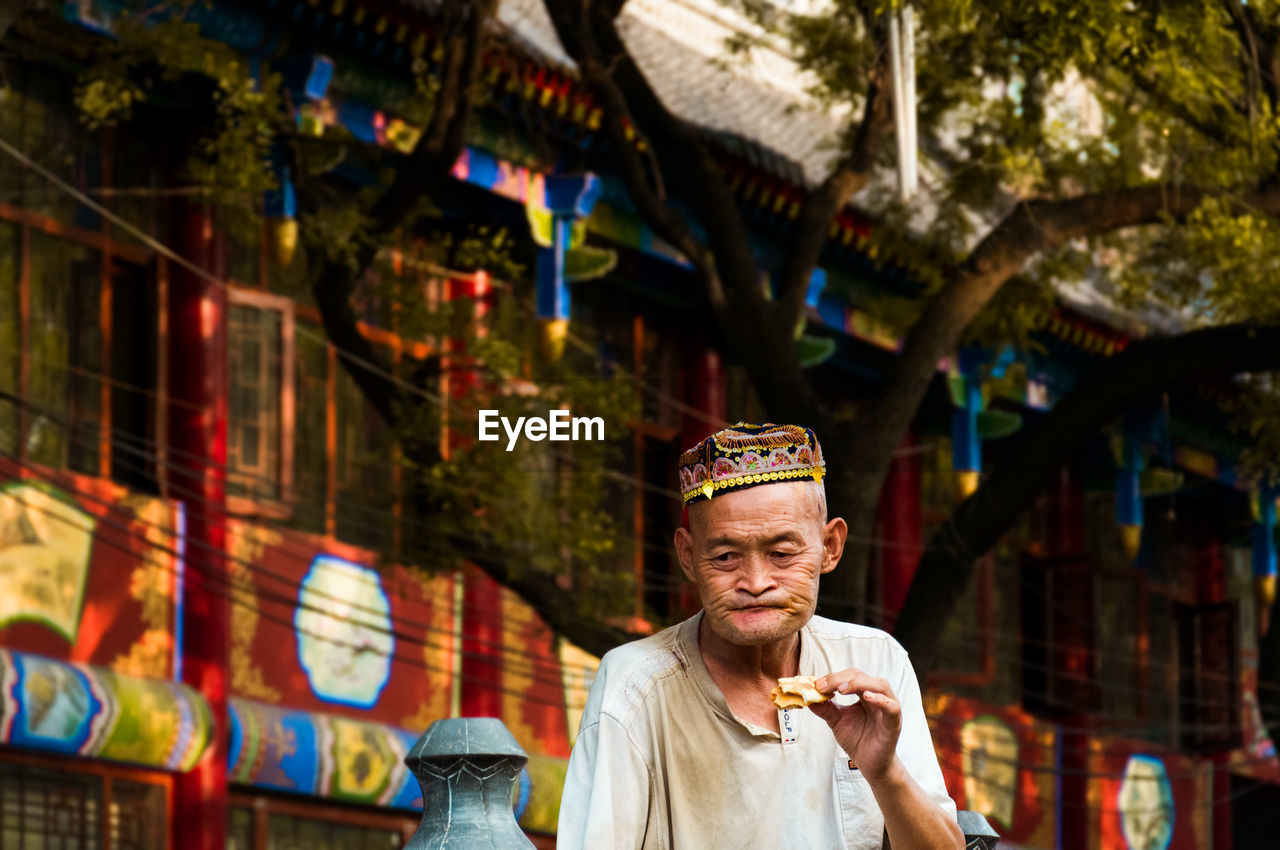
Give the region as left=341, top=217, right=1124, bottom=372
left=287, top=0, right=643, bottom=657
left=543, top=0, right=827, bottom=428
left=543, top=0, right=737, bottom=301
left=439, top=524, right=633, bottom=657
left=777, top=24, right=894, bottom=332
left=295, top=0, right=494, bottom=430
left=368, top=0, right=495, bottom=237
left=1225, top=0, right=1280, bottom=119
left=890, top=323, right=1280, bottom=673
left=1116, top=61, right=1242, bottom=148
left=545, top=0, right=716, bottom=293
left=818, top=180, right=1280, bottom=618
left=871, top=182, right=1280, bottom=480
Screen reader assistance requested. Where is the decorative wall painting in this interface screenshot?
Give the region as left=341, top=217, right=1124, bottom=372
left=925, top=692, right=1057, bottom=848
left=0, top=648, right=210, bottom=771
left=1088, top=738, right=1210, bottom=850
left=225, top=519, right=455, bottom=730
left=295, top=555, right=395, bottom=708
left=0, top=460, right=182, bottom=677
left=1118, top=755, right=1175, bottom=850
left=0, top=481, right=96, bottom=641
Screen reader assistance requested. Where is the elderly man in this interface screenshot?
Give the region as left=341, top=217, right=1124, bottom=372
left=558, top=423, right=962, bottom=849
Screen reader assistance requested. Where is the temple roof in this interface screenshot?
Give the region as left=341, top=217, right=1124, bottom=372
left=421, top=0, right=850, bottom=186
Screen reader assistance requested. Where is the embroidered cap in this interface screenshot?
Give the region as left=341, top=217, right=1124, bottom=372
left=678, top=422, right=825, bottom=505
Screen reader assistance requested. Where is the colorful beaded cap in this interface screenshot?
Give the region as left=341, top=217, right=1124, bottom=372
left=678, top=422, right=825, bottom=505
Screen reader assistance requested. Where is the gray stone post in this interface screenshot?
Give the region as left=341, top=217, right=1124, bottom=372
left=403, top=717, right=535, bottom=849
left=958, top=810, right=1000, bottom=849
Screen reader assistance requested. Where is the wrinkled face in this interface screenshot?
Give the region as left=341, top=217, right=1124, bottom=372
left=674, top=481, right=847, bottom=646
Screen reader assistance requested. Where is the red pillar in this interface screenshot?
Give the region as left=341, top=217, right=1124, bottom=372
left=879, top=431, right=921, bottom=629
left=1046, top=465, right=1085, bottom=557
left=1045, top=465, right=1089, bottom=850
left=1212, top=751, right=1233, bottom=850
left=1196, top=533, right=1226, bottom=604
left=446, top=274, right=505, bottom=718
left=1196, top=533, right=1231, bottom=848
left=678, top=345, right=727, bottom=617
left=678, top=345, right=727, bottom=453
left=1059, top=727, right=1089, bottom=850
left=461, top=569, right=505, bottom=718
left=169, top=202, right=228, bottom=850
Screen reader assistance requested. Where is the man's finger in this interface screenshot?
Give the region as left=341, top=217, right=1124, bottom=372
left=807, top=699, right=861, bottom=727
left=817, top=670, right=894, bottom=698
left=858, top=690, right=900, bottom=718
left=807, top=700, right=838, bottom=723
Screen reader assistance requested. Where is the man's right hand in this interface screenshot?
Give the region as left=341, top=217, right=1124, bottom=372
left=808, top=670, right=901, bottom=781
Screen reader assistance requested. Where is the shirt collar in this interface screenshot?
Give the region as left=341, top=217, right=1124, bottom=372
left=677, top=610, right=819, bottom=738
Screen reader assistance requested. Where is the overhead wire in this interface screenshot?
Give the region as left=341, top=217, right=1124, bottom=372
left=0, top=385, right=671, bottom=651
left=0, top=130, right=691, bottom=508
left=5, top=384, right=1275, bottom=713
left=0, top=467, right=586, bottom=709
left=0, top=394, right=608, bottom=682
left=5, top=127, right=1280, bottom=773
left=11, top=429, right=1273, bottom=802
left=8, top=438, right=1280, bottom=778
left=10, top=433, right=1269, bottom=732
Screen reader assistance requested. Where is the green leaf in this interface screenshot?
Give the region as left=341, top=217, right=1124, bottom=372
left=565, top=245, right=618, bottom=281
left=795, top=334, right=836, bottom=368
left=976, top=409, right=1023, bottom=440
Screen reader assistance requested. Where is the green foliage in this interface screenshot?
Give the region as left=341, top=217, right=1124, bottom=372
left=415, top=305, right=643, bottom=613
left=300, top=204, right=372, bottom=271
left=76, top=15, right=286, bottom=219
left=1111, top=198, right=1280, bottom=324
left=69, top=2, right=645, bottom=623
left=748, top=0, right=1280, bottom=471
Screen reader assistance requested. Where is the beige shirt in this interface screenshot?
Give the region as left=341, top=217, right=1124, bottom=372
left=557, top=612, right=956, bottom=850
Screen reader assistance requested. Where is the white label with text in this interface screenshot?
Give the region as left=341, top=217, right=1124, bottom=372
left=780, top=708, right=797, bottom=745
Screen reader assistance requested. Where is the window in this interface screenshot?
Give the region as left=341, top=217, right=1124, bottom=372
left=290, top=321, right=330, bottom=536
left=1021, top=555, right=1101, bottom=715
left=1098, top=573, right=1144, bottom=723
left=0, top=222, right=158, bottom=489
left=335, top=363, right=396, bottom=552
left=27, top=231, right=102, bottom=474
left=0, top=763, right=101, bottom=849
left=0, top=755, right=168, bottom=849
left=226, top=290, right=294, bottom=511
left=636, top=428, right=685, bottom=624
left=226, top=298, right=410, bottom=551
left=0, top=63, right=162, bottom=491
left=228, top=794, right=414, bottom=850
left=1177, top=601, right=1241, bottom=753
left=0, top=64, right=101, bottom=228
left=107, top=258, right=158, bottom=494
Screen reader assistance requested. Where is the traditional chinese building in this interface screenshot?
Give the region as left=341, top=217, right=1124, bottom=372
left=0, top=1, right=1278, bottom=849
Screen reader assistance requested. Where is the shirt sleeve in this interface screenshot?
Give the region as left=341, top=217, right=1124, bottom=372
left=557, top=713, right=654, bottom=850
left=893, top=651, right=958, bottom=821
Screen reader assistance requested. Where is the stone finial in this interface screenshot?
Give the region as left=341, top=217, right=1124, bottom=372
left=957, top=810, right=1001, bottom=850
left=403, top=717, right=535, bottom=849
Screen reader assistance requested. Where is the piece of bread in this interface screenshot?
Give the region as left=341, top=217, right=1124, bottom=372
left=770, top=675, right=831, bottom=709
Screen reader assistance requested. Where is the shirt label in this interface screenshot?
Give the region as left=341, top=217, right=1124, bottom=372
left=780, top=708, right=797, bottom=744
